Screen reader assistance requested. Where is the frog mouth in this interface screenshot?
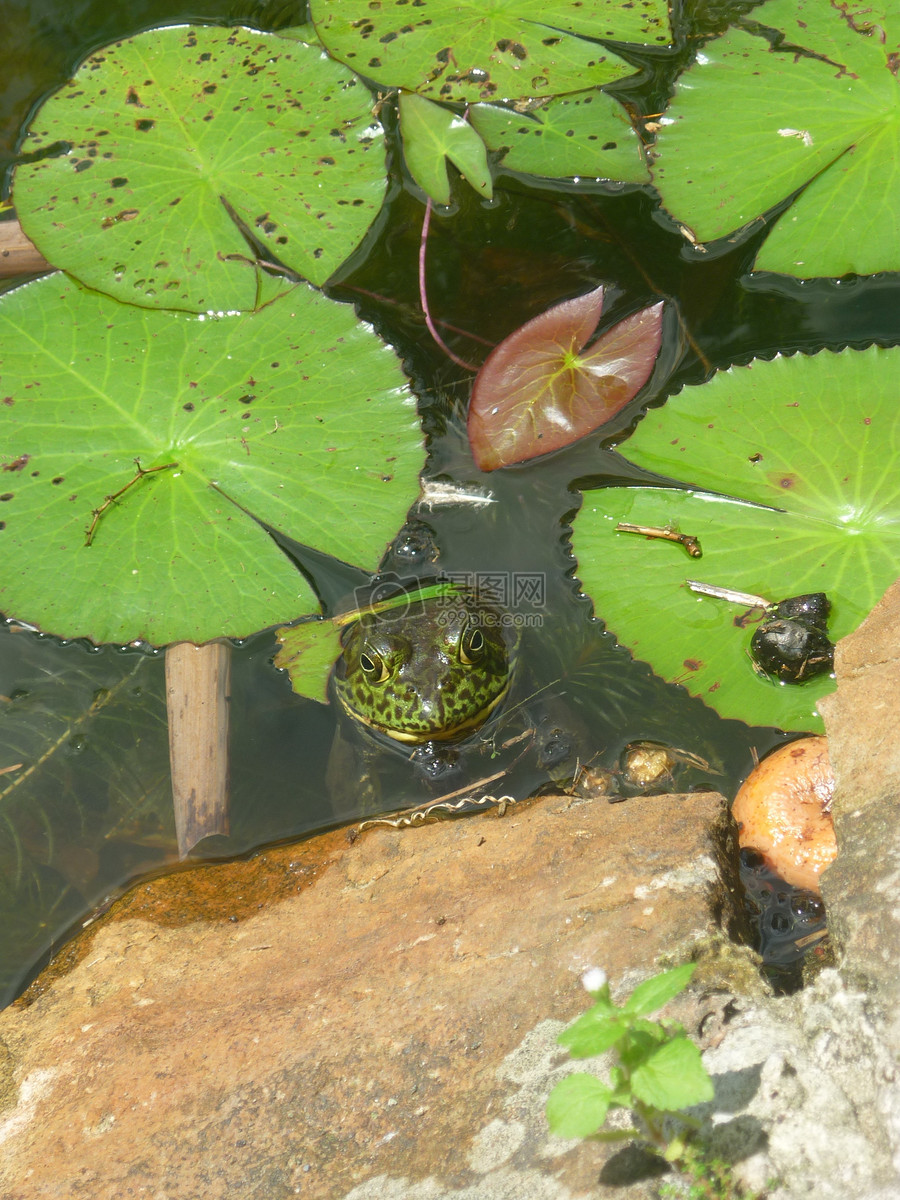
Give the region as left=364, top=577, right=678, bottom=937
left=346, top=679, right=512, bottom=744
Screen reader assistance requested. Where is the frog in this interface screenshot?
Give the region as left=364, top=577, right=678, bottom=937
left=324, top=590, right=539, bottom=814
left=322, top=585, right=593, bottom=821
left=332, top=591, right=515, bottom=745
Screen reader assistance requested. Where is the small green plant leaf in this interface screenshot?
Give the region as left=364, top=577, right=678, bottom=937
left=558, top=1009, right=627, bottom=1058
left=630, top=1037, right=714, bottom=1111
left=618, top=1022, right=669, bottom=1074
left=468, top=287, right=663, bottom=470
left=0, top=276, right=424, bottom=645
left=622, top=964, right=697, bottom=1017
left=470, top=91, right=648, bottom=183
left=13, top=26, right=387, bottom=311
left=273, top=619, right=341, bottom=705
left=547, top=1073, right=613, bottom=1138
left=573, top=348, right=900, bottom=730
left=311, top=0, right=671, bottom=103
left=652, top=0, right=900, bottom=276
left=398, top=93, right=493, bottom=205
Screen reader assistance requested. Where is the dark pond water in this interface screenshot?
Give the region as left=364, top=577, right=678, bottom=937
left=1, top=0, right=895, bottom=1004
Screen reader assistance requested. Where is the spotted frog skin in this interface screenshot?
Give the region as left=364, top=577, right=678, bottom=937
left=332, top=594, right=515, bottom=744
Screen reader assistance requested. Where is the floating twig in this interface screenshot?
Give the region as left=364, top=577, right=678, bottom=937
left=685, top=580, right=770, bottom=608
left=616, top=522, right=702, bottom=558
left=85, top=458, right=178, bottom=546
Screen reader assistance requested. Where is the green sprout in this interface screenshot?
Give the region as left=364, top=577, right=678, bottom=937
left=548, top=965, right=762, bottom=1198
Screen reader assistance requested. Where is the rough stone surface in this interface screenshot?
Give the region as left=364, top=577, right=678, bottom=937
left=820, top=578, right=900, bottom=1000
left=697, top=971, right=900, bottom=1199
left=0, top=790, right=725, bottom=1200
left=706, top=577, right=900, bottom=1200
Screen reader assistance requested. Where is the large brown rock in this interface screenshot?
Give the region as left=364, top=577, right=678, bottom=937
left=0, top=790, right=725, bottom=1200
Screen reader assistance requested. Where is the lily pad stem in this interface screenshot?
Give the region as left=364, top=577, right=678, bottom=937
left=418, top=198, right=477, bottom=372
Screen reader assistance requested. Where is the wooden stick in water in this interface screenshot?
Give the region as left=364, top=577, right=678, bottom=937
left=165, top=641, right=231, bottom=858
left=0, top=219, right=52, bottom=277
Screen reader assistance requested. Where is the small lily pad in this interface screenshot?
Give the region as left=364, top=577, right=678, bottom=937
left=311, top=0, right=671, bottom=103
left=470, top=91, right=649, bottom=183
left=398, top=92, right=493, bottom=205
left=652, top=0, right=900, bottom=276
left=13, top=26, right=387, bottom=311
left=0, top=276, right=424, bottom=646
left=573, top=348, right=900, bottom=731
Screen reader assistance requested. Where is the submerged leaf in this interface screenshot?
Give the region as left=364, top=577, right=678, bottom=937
left=468, top=287, right=663, bottom=470
left=653, top=0, right=900, bottom=277
left=572, top=348, right=900, bottom=731
left=398, top=92, right=493, bottom=205
left=0, top=628, right=170, bottom=1006
left=13, top=26, right=387, bottom=311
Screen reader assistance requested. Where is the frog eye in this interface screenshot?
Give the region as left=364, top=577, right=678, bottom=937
left=459, top=624, right=485, bottom=666
left=359, top=648, right=390, bottom=684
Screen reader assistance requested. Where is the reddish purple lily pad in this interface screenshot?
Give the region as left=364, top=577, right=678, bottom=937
left=468, top=285, right=664, bottom=471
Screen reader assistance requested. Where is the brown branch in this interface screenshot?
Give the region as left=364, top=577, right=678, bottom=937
left=84, top=458, right=178, bottom=547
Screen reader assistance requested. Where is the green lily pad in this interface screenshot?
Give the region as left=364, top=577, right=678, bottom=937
left=652, top=0, right=900, bottom=277
left=470, top=91, right=648, bottom=183
left=573, top=348, right=900, bottom=731
left=310, top=0, right=671, bottom=104
left=398, top=92, right=493, bottom=205
left=0, top=276, right=424, bottom=646
left=13, top=26, right=387, bottom=312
